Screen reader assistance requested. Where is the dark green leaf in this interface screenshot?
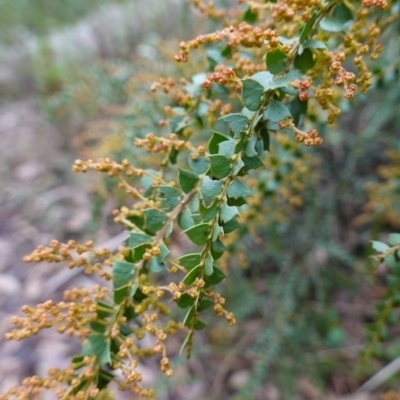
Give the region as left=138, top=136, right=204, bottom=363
left=300, top=12, right=317, bottom=44
left=244, top=6, right=258, bottom=22
left=199, top=199, right=219, bottom=221
left=198, top=298, right=214, bottom=311
left=210, top=155, right=232, bottom=179
left=179, top=169, right=199, bottom=194
left=209, top=131, right=230, bottom=155
left=288, top=97, right=307, bottom=126
left=242, top=154, right=264, bottom=172
left=183, top=305, right=195, bottom=327
left=131, top=243, right=151, bottom=262
left=114, top=285, right=129, bottom=305
left=266, top=49, right=287, bottom=75
left=194, top=319, right=207, bottom=330
left=205, top=266, right=227, bottom=285
left=222, top=217, right=241, bottom=234
left=333, top=3, right=353, bottom=23
left=96, top=301, right=113, bottom=319
left=241, top=79, right=264, bottom=111
left=178, top=253, right=201, bottom=271
left=294, top=48, right=315, bottom=73
left=211, top=239, right=226, bottom=260
left=97, top=370, right=114, bottom=390
left=183, top=266, right=201, bottom=285
left=176, top=293, right=196, bottom=308
left=185, top=223, right=211, bottom=246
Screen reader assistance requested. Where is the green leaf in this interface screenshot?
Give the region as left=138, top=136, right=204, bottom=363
left=212, top=224, right=223, bottom=242
left=205, top=254, right=214, bottom=276
left=242, top=154, right=264, bottom=172
left=198, top=298, right=214, bottom=311
left=178, top=208, right=194, bottom=230
left=178, top=253, right=201, bottom=271
left=149, top=257, right=164, bottom=273
left=244, top=6, right=258, bottom=23
left=389, top=233, right=400, bottom=246
left=220, top=114, right=249, bottom=137
left=288, top=97, right=307, bottom=126
left=218, top=140, right=236, bottom=157
left=220, top=202, right=239, bottom=224
left=259, top=126, right=270, bottom=151
left=88, top=334, right=110, bottom=365
left=210, top=154, right=232, bottom=179
left=263, top=100, right=292, bottom=123
left=113, top=260, right=135, bottom=288
left=159, top=186, right=182, bottom=208
left=294, top=48, right=315, bottom=73
left=372, top=241, right=390, bottom=253
left=176, top=293, right=196, bottom=308
left=211, top=239, right=226, bottom=260
left=245, top=134, right=258, bottom=157
left=299, top=12, right=317, bottom=44
left=114, top=285, right=129, bottom=305
left=199, top=199, right=219, bottom=221
left=299, top=39, right=327, bottom=55
left=250, top=71, right=274, bottom=89
left=179, top=169, right=199, bottom=194
left=158, top=243, right=170, bottom=263
left=144, top=209, right=167, bottom=234
left=97, top=370, right=114, bottom=390
left=131, top=243, right=151, bottom=262
left=201, top=176, right=224, bottom=205
left=185, top=223, right=211, bottom=245
left=189, top=156, right=209, bottom=174
left=222, top=217, right=241, bottom=234
left=96, top=301, right=114, bottom=319
left=130, top=282, right=139, bottom=298
left=209, top=131, right=230, bottom=155
left=266, top=49, right=287, bottom=75
left=333, top=3, right=353, bottom=23
left=320, top=17, right=345, bottom=32
left=183, top=266, right=201, bottom=285
left=241, top=79, right=264, bottom=111
left=129, top=232, right=152, bottom=248
left=205, top=266, right=226, bottom=285
left=194, top=319, right=208, bottom=330
left=228, top=179, right=252, bottom=199
left=183, top=305, right=195, bottom=327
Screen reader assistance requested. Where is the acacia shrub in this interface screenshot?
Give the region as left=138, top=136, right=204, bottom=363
left=2, top=0, right=400, bottom=399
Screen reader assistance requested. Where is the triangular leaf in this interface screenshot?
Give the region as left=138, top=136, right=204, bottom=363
left=179, top=169, right=199, bottom=194
left=185, top=223, right=211, bottom=245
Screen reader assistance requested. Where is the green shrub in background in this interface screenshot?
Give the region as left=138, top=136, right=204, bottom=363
left=2, top=0, right=400, bottom=398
